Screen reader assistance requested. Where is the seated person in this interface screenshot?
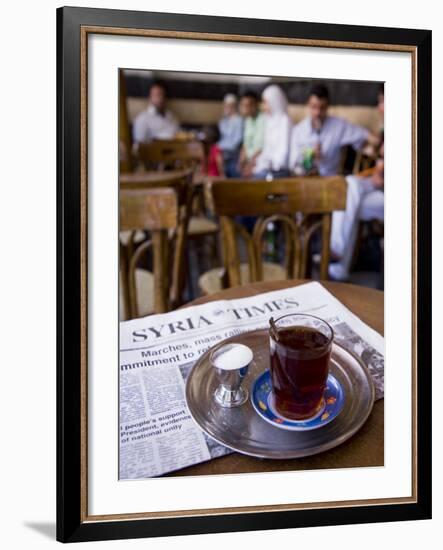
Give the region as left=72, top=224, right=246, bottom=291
left=360, top=162, right=384, bottom=221
left=252, top=84, right=292, bottom=179
left=202, top=125, right=225, bottom=177
left=329, top=144, right=384, bottom=281
left=289, top=84, right=380, bottom=176
left=358, top=83, right=385, bottom=167
left=218, top=94, right=244, bottom=177
left=238, top=91, right=265, bottom=177
left=132, top=80, right=180, bottom=144
left=377, top=84, right=384, bottom=140
left=359, top=85, right=384, bottom=223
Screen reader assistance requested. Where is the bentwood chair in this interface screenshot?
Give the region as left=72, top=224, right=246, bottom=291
left=135, top=140, right=219, bottom=292
left=119, top=171, right=193, bottom=319
left=199, top=176, right=347, bottom=294
left=349, top=166, right=384, bottom=278
left=135, top=139, right=218, bottom=228
left=136, top=139, right=205, bottom=171
left=119, top=170, right=193, bottom=252
left=119, top=187, right=179, bottom=321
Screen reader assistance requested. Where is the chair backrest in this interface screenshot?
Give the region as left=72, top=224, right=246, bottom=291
left=339, top=145, right=377, bottom=175
left=120, top=169, right=193, bottom=190
left=352, top=151, right=377, bottom=174
left=120, top=170, right=193, bottom=309
left=119, top=187, right=178, bottom=319
left=136, top=139, right=205, bottom=171
left=207, top=176, right=347, bottom=285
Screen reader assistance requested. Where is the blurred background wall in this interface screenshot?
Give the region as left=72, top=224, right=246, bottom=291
left=122, top=69, right=383, bottom=132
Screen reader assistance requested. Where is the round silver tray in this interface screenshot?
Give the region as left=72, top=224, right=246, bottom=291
left=185, top=329, right=375, bottom=459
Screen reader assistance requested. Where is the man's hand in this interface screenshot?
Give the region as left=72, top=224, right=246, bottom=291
left=241, top=161, right=254, bottom=177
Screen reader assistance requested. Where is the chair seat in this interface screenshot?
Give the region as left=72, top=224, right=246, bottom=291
left=199, top=262, right=287, bottom=295
left=188, top=216, right=219, bottom=237
left=119, top=230, right=146, bottom=247
left=120, top=268, right=154, bottom=321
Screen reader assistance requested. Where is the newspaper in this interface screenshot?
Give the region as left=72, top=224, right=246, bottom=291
left=119, top=281, right=384, bottom=480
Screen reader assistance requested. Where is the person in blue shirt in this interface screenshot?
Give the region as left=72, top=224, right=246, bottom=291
left=218, top=94, right=244, bottom=177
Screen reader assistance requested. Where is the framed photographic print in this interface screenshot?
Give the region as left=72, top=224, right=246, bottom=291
left=57, top=6, right=432, bottom=543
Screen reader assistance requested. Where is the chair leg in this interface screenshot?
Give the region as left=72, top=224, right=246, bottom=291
left=209, top=233, right=219, bottom=270
left=120, top=244, right=130, bottom=321
left=350, top=221, right=365, bottom=272
left=186, top=242, right=196, bottom=301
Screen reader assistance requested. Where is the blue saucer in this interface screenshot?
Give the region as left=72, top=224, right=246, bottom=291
left=251, top=370, right=345, bottom=431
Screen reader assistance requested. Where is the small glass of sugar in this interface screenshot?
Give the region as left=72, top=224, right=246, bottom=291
left=211, top=343, right=253, bottom=408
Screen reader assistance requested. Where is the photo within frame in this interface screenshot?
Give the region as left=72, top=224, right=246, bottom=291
left=57, top=6, right=431, bottom=543
left=118, top=69, right=385, bottom=481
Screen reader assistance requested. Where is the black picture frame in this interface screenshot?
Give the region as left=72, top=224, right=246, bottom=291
left=57, top=6, right=432, bottom=543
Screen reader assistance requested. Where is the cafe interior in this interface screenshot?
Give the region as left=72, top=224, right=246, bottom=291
left=119, top=69, right=384, bottom=322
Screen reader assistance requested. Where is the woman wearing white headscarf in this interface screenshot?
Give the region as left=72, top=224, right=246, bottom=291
left=253, top=85, right=292, bottom=178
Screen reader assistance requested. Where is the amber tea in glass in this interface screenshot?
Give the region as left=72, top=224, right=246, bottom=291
left=269, top=313, right=333, bottom=420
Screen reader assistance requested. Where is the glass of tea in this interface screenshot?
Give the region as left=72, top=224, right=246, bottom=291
left=269, top=313, right=333, bottom=420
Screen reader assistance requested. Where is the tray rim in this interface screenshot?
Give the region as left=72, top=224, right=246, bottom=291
left=185, top=328, right=376, bottom=459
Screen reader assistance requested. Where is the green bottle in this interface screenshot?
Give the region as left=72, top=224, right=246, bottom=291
left=303, top=147, right=315, bottom=173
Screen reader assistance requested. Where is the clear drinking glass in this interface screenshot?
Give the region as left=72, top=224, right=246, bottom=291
left=269, top=313, right=333, bottom=420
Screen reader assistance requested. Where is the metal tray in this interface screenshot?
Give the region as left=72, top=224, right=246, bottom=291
left=185, top=329, right=375, bottom=459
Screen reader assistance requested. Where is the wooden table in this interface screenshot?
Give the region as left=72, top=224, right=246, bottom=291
left=166, top=279, right=384, bottom=477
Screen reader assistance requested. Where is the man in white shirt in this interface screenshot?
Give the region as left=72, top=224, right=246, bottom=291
left=132, top=81, right=180, bottom=144
left=289, top=84, right=378, bottom=176
left=329, top=149, right=384, bottom=281
left=289, top=84, right=382, bottom=280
